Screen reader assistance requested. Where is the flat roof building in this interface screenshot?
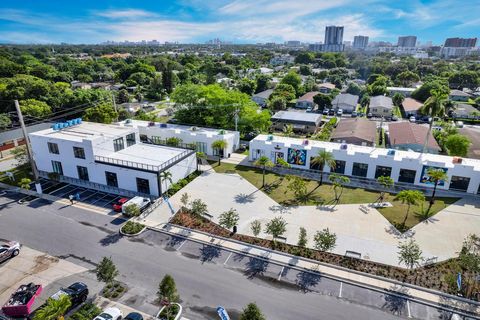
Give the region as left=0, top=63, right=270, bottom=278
left=271, top=111, right=322, bottom=133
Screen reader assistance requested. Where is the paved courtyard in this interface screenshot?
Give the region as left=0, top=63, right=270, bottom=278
left=157, top=170, right=480, bottom=267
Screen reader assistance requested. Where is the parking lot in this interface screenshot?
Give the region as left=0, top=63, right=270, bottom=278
left=137, top=229, right=479, bottom=320
left=23, top=178, right=126, bottom=211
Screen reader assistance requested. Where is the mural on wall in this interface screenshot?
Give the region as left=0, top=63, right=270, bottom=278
left=419, top=165, right=448, bottom=186
left=287, top=148, right=307, bottom=166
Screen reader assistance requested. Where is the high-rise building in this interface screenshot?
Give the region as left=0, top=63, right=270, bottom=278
left=285, top=40, right=301, bottom=47
left=444, top=37, right=477, bottom=48
left=353, top=35, right=369, bottom=49
left=321, top=26, right=344, bottom=52
left=397, top=36, right=417, bottom=47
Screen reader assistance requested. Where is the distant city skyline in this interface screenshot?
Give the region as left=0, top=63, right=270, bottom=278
left=0, top=0, right=479, bottom=45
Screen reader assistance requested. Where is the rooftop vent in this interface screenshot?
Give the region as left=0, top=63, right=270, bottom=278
left=340, top=143, right=348, bottom=150
left=52, top=118, right=82, bottom=131
left=159, top=123, right=167, bottom=128
left=218, top=129, right=226, bottom=135
left=125, top=119, right=132, bottom=124
left=387, top=149, right=396, bottom=156
left=191, top=126, right=198, bottom=131
left=452, top=157, right=463, bottom=164
left=267, top=135, right=274, bottom=141
left=303, top=139, right=309, bottom=145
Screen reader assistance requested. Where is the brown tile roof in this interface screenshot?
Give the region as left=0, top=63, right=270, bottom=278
left=297, top=91, right=320, bottom=102
left=402, top=98, right=423, bottom=112
left=331, top=118, right=376, bottom=143
left=388, top=122, right=440, bottom=151
left=318, top=82, right=336, bottom=89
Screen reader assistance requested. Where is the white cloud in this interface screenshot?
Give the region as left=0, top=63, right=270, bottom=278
left=93, top=9, right=156, bottom=19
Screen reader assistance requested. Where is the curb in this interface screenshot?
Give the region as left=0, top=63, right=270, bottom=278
left=119, top=220, right=147, bottom=237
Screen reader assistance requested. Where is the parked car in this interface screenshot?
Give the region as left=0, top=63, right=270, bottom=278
left=306, top=106, right=313, bottom=113
left=50, top=282, right=88, bottom=311
left=409, top=116, right=416, bottom=123
left=125, top=312, right=143, bottom=320
left=94, top=307, right=123, bottom=320
left=323, top=108, right=329, bottom=115
left=113, top=198, right=129, bottom=212
left=336, top=109, right=343, bottom=116
left=0, top=241, right=21, bottom=263
left=366, top=113, right=373, bottom=119
left=351, top=111, right=358, bottom=118
left=328, top=109, right=335, bottom=116
left=391, top=115, right=398, bottom=121
left=456, top=121, right=464, bottom=128
left=121, top=197, right=151, bottom=215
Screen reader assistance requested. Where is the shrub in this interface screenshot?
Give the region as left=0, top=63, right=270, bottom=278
left=123, top=203, right=140, bottom=217
left=70, top=303, right=102, bottom=320
left=121, top=221, right=145, bottom=234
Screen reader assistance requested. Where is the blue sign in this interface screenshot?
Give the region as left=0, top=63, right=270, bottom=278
left=457, top=272, right=462, bottom=291
left=216, top=306, right=230, bottom=320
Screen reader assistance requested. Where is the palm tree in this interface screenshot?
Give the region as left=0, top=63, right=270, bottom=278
left=394, top=190, right=425, bottom=227
left=196, top=151, right=206, bottom=171
left=420, top=90, right=447, bottom=154
left=33, top=295, right=72, bottom=320
left=426, top=168, right=448, bottom=207
left=211, top=140, right=228, bottom=165
left=159, top=171, right=172, bottom=195
left=376, top=176, right=394, bottom=203
left=254, top=155, right=274, bottom=188
left=283, top=124, right=294, bottom=137
left=311, top=150, right=336, bottom=185
left=328, top=173, right=350, bottom=206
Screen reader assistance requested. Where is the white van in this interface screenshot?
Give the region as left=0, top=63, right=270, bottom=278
left=121, top=196, right=151, bottom=215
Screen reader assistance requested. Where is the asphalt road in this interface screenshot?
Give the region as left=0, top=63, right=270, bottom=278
left=0, top=193, right=419, bottom=320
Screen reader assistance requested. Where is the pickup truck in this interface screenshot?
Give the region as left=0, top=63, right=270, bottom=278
left=121, top=196, right=151, bottom=215
left=2, top=283, right=43, bottom=317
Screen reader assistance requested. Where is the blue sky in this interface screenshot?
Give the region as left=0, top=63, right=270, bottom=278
left=0, top=0, right=479, bottom=45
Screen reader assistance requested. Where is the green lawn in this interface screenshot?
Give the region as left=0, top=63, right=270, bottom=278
left=210, top=162, right=459, bottom=231
left=0, top=163, right=33, bottom=186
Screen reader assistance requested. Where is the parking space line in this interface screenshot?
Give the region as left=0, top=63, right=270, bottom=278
left=90, top=193, right=111, bottom=205
left=223, top=252, right=233, bottom=265
left=102, top=196, right=121, bottom=208
left=278, top=266, right=284, bottom=281
left=176, top=239, right=187, bottom=251
left=47, top=184, right=70, bottom=195
left=79, top=190, right=100, bottom=202
left=339, top=282, right=343, bottom=298
left=407, top=300, right=412, bottom=318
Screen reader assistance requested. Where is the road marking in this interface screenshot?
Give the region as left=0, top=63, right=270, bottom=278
left=339, top=282, right=343, bottom=298
left=278, top=266, right=285, bottom=281
left=223, top=252, right=233, bottom=265
left=407, top=300, right=412, bottom=318
left=176, top=239, right=187, bottom=251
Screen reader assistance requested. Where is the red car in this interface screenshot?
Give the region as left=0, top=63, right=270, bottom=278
left=113, top=198, right=129, bottom=212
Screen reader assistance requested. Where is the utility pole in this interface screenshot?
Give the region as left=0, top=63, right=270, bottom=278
left=111, top=92, right=118, bottom=122
left=234, top=104, right=239, bottom=132
left=14, top=100, right=41, bottom=192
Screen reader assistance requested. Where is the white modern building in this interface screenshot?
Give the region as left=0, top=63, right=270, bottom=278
left=123, top=120, right=240, bottom=158
left=249, top=135, right=480, bottom=194
left=29, top=120, right=197, bottom=198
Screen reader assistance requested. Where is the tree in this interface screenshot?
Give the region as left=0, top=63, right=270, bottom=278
left=33, top=295, right=72, bottom=320
left=238, top=78, right=257, bottom=95
left=444, top=134, right=471, bottom=157
left=123, top=203, right=140, bottom=217
left=328, top=173, right=350, bottom=206
left=376, top=176, right=394, bottom=203
left=190, top=199, right=208, bottom=217
left=426, top=168, right=448, bottom=207
left=265, top=216, right=287, bottom=242
left=297, top=227, right=308, bottom=247
left=367, top=75, right=389, bottom=96
left=95, top=256, right=119, bottom=284
left=117, top=89, right=130, bottom=104
left=11, top=147, right=28, bottom=166
left=211, top=140, right=227, bottom=162
left=83, top=103, right=118, bottom=124
left=0, top=113, right=12, bottom=130
left=449, top=70, right=480, bottom=90
left=283, top=124, right=294, bottom=137
left=392, top=93, right=405, bottom=107
left=254, top=155, right=274, bottom=188
left=398, top=239, right=423, bottom=269
left=19, top=178, right=31, bottom=190
left=420, top=90, right=446, bottom=154
left=346, top=83, right=362, bottom=96
left=458, top=234, right=480, bottom=298
left=412, top=79, right=449, bottom=102
left=394, top=190, right=425, bottom=227
left=314, top=228, right=337, bottom=252
left=255, top=75, right=271, bottom=93
left=218, top=208, right=240, bottom=230
left=269, top=83, right=296, bottom=102
left=294, top=52, right=315, bottom=64
left=166, top=137, right=182, bottom=147
left=19, top=99, right=52, bottom=118
left=250, top=220, right=262, bottom=237
left=157, top=274, right=179, bottom=303
left=180, top=193, right=189, bottom=211
left=299, top=65, right=312, bottom=76
left=268, top=96, right=287, bottom=111
left=286, top=175, right=308, bottom=202
left=395, top=70, right=420, bottom=87
left=280, top=71, right=302, bottom=97
left=313, top=94, right=332, bottom=111
left=159, top=171, right=172, bottom=195
left=196, top=151, right=206, bottom=171
left=311, top=150, right=335, bottom=185
left=360, top=94, right=370, bottom=108
left=239, top=302, right=266, bottom=320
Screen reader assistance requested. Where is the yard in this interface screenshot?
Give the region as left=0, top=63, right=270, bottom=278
left=0, top=163, right=33, bottom=186
left=210, top=162, right=458, bottom=230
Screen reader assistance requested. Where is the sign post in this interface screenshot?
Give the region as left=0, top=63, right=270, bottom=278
left=216, top=306, right=230, bottom=320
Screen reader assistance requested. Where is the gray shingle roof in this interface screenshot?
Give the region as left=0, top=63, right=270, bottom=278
left=369, top=96, right=393, bottom=109
left=332, top=93, right=359, bottom=107
left=271, top=111, right=322, bottom=125
left=252, top=89, right=274, bottom=99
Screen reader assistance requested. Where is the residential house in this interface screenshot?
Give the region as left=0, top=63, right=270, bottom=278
left=369, top=96, right=394, bottom=117
left=318, top=83, right=336, bottom=93
left=331, top=93, right=359, bottom=113
left=271, top=111, right=322, bottom=134
left=296, top=91, right=320, bottom=109
left=451, top=103, right=480, bottom=119
left=449, top=89, right=472, bottom=102
left=401, top=98, right=423, bottom=117
left=71, top=81, right=91, bottom=90
left=252, top=89, right=274, bottom=107
left=331, top=118, right=376, bottom=146
left=387, top=87, right=415, bottom=97
left=388, top=122, right=441, bottom=154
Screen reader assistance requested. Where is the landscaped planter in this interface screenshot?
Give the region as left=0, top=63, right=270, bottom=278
left=155, top=303, right=182, bottom=320
left=119, top=220, right=146, bottom=237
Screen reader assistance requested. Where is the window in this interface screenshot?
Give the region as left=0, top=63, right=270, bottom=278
left=51, top=160, right=63, bottom=175
left=375, top=166, right=392, bottom=178
left=140, top=134, right=148, bottom=143
left=151, top=136, right=163, bottom=144
left=113, top=137, right=124, bottom=152
left=330, top=160, right=346, bottom=174
left=73, top=147, right=85, bottom=159
left=77, top=166, right=89, bottom=181
left=126, top=133, right=136, bottom=147
left=352, top=162, right=368, bottom=177
left=196, top=142, right=207, bottom=153
left=136, top=177, right=150, bottom=194
left=398, top=169, right=416, bottom=184
left=449, top=176, right=470, bottom=192
left=105, top=171, right=118, bottom=187
left=48, top=142, right=59, bottom=154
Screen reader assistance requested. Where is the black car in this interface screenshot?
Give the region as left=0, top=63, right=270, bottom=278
left=50, top=282, right=89, bottom=309
left=124, top=312, right=143, bottom=320
left=328, top=109, right=335, bottom=116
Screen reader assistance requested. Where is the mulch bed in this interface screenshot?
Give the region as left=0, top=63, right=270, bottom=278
left=170, top=210, right=476, bottom=296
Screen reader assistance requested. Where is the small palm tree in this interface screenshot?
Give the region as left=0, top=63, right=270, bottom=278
left=394, top=190, right=425, bottom=227
left=283, top=124, right=294, bottom=137
left=426, top=168, right=448, bottom=207
left=211, top=140, right=228, bottom=164
left=196, top=151, right=206, bottom=171
left=159, top=171, right=172, bottom=195
left=329, top=174, right=350, bottom=206
left=19, top=178, right=32, bottom=190
left=33, top=295, right=72, bottom=320
left=376, top=176, right=394, bottom=203
left=311, top=150, right=336, bottom=185
left=254, top=155, right=274, bottom=188
left=420, top=90, right=447, bottom=154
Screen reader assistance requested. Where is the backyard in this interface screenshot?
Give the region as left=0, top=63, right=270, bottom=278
left=210, top=162, right=459, bottom=230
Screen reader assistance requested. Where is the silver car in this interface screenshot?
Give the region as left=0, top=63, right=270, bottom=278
left=0, top=241, right=21, bottom=263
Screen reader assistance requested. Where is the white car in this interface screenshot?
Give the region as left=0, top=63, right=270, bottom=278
left=94, top=307, right=123, bottom=320
left=0, top=241, right=21, bottom=263
left=409, top=116, right=416, bottom=123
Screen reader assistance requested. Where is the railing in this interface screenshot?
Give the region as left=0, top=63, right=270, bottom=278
left=38, top=171, right=156, bottom=200
left=143, top=138, right=197, bottom=151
